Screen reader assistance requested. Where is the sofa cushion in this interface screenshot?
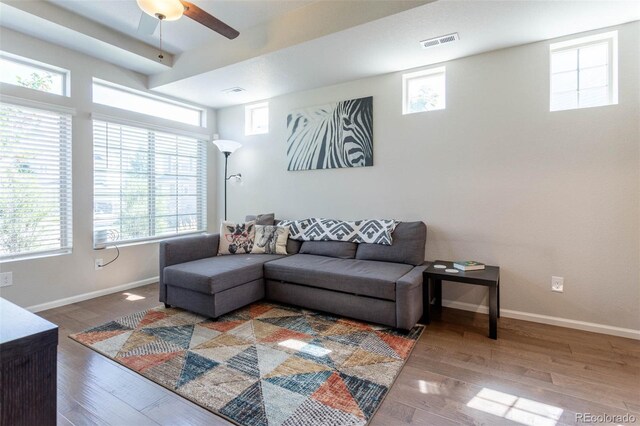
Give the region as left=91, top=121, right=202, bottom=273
left=164, top=254, right=284, bottom=294
left=264, top=254, right=413, bottom=301
left=299, top=241, right=357, bottom=259
left=245, top=213, right=275, bottom=226
left=355, top=221, right=426, bottom=266
left=286, top=239, right=302, bottom=254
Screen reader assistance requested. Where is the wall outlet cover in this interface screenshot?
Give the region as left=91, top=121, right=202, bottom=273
left=0, top=271, right=13, bottom=287
left=551, top=276, right=564, bottom=293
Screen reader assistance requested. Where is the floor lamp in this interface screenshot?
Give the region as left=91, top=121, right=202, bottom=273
left=213, top=139, right=242, bottom=221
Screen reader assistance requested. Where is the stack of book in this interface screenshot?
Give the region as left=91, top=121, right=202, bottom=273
left=453, top=261, right=485, bottom=271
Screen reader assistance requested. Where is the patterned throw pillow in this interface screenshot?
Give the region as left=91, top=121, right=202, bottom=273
left=279, top=218, right=397, bottom=245
left=278, top=218, right=313, bottom=240
left=355, top=219, right=397, bottom=245
left=219, top=221, right=255, bottom=255
left=251, top=225, right=289, bottom=255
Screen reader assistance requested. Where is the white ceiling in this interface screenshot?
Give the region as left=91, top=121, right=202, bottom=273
left=153, top=0, right=640, bottom=107
left=1, top=0, right=639, bottom=109
left=47, top=0, right=315, bottom=53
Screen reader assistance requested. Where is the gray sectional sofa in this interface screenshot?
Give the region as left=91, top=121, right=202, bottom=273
left=159, top=220, right=427, bottom=330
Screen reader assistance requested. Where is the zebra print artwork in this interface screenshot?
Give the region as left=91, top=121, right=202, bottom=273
left=286, top=96, right=373, bottom=171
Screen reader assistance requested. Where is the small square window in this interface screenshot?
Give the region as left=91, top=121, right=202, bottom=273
left=0, top=52, right=68, bottom=96
left=550, top=31, right=617, bottom=111
left=245, top=102, right=269, bottom=135
left=402, top=67, right=446, bottom=115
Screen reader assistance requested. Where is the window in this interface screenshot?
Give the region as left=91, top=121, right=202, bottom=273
left=550, top=31, right=618, bottom=111
left=245, top=102, right=269, bottom=135
left=0, top=52, right=68, bottom=96
left=403, top=67, right=446, bottom=114
left=93, top=120, right=206, bottom=246
left=0, top=101, right=73, bottom=261
left=93, top=80, right=205, bottom=127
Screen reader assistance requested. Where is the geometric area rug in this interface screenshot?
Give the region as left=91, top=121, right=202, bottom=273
left=70, top=302, right=423, bottom=426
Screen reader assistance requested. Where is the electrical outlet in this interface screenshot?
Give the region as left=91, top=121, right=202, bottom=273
left=95, top=259, right=103, bottom=271
left=551, top=276, right=564, bottom=293
left=0, top=272, right=12, bottom=287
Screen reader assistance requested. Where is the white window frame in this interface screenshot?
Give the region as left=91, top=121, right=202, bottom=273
left=402, top=66, right=446, bottom=115
left=549, top=31, right=618, bottom=112
left=92, top=79, right=206, bottom=127
left=92, top=117, right=208, bottom=247
left=0, top=97, right=74, bottom=262
left=0, top=51, right=70, bottom=97
left=245, top=102, right=269, bottom=135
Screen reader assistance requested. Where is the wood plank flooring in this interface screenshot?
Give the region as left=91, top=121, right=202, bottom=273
left=38, top=283, right=640, bottom=425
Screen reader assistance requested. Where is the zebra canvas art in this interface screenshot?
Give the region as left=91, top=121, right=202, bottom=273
left=286, top=96, right=373, bottom=171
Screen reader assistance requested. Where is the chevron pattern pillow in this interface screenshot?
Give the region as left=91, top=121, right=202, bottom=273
left=279, top=218, right=397, bottom=245
left=279, top=218, right=313, bottom=240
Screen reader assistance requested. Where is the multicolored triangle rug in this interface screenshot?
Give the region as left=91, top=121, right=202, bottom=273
left=69, top=302, right=423, bottom=426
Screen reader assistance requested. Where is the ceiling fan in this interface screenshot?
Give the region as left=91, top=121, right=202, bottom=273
left=136, top=0, right=239, bottom=40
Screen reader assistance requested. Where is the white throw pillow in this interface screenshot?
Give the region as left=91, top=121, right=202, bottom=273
left=219, top=221, right=255, bottom=255
left=251, top=225, right=289, bottom=255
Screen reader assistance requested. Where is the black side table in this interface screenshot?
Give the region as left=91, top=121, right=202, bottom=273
left=422, top=261, right=500, bottom=339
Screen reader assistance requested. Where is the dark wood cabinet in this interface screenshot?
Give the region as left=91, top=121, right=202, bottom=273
left=1, top=297, right=58, bottom=426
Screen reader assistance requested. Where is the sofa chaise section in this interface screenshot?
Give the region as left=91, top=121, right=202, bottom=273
left=159, top=233, right=284, bottom=318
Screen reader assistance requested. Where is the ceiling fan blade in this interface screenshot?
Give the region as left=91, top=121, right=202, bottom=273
left=138, top=12, right=159, bottom=35
left=180, top=1, right=239, bottom=40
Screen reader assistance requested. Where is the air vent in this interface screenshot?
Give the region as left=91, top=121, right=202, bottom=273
left=420, top=33, right=459, bottom=49
left=222, top=87, right=246, bottom=94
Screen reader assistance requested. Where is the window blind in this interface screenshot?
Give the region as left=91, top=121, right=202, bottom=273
left=93, top=120, right=207, bottom=246
left=0, top=101, right=73, bottom=260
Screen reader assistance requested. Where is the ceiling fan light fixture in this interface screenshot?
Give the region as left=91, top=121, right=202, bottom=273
left=137, top=0, right=184, bottom=21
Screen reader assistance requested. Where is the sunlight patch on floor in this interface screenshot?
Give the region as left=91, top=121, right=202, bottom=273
left=123, top=292, right=145, bottom=301
left=467, top=388, right=563, bottom=426
left=278, top=339, right=332, bottom=357
left=418, top=380, right=442, bottom=394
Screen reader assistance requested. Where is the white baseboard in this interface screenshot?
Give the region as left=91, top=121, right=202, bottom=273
left=442, top=299, right=640, bottom=340
left=27, top=277, right=159, bottom=313
left=24, top=280, right=639, bottom=340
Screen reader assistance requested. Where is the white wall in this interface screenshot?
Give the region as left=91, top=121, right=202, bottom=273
left=217, top=22, right=640, bottom=331
left=0, top=28, right=218, bottom=309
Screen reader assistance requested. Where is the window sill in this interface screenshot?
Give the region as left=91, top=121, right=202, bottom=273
left=549, top=101, right=618, bottom=112
left=402, top=106, right=446, bottom=115
left=93, top=231, right=207, bottom=250
left=0, top=249, right=72, bottom=264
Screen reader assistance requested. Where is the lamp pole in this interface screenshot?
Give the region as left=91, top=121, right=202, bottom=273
left=213, top=139, right=241, bottom=222
left=223, top=151, right=230, bottom=221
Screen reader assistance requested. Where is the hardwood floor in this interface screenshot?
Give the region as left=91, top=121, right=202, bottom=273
left=39, top=284, right=639, bottom=425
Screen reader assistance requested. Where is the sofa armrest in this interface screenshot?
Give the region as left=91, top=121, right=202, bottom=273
left=395, top=263, right=429, bottom=330
left=159, top=233, right=219, bottom=302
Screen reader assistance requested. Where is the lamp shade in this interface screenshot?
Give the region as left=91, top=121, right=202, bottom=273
left=213, top=139, right=241, bottom=154
left=137, top=0, right=184, bottom=20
